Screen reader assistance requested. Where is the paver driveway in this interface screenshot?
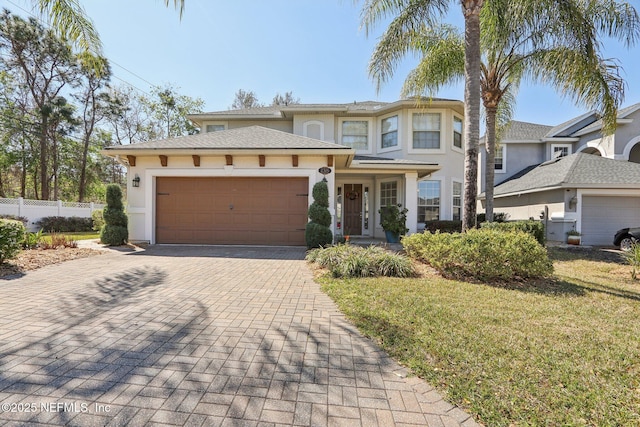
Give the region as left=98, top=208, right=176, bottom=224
left=0, top=245, right=478, bottom=426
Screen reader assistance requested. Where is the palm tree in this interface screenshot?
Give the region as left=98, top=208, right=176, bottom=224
left=360, top=0, right=485, bottom=232
left=33, top=0, right=185, bottom=60
left=368, top=0, right=639, bottom=223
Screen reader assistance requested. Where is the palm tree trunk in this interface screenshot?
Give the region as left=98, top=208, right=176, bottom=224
left=484, top=106, right=497, bottom=222
left=461, top=0, right=484, bottom=232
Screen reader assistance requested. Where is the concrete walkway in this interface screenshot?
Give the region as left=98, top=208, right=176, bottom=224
left=0, top=245, right=479, bottom=426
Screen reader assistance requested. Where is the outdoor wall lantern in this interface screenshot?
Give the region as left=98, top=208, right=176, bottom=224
left=132, top=174, right=141, bottom=188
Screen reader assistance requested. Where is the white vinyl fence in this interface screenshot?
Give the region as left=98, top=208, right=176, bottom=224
left=0, top=197, right=105, bottom=231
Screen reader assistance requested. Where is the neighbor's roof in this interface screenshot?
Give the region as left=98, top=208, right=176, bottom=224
left=493, top=153, right=640, bottom=197
left=188, top=98, right=464, bottom=123
left=103, top=126, right=352, bottom=152
left=499, top=121, right=554, bottom=142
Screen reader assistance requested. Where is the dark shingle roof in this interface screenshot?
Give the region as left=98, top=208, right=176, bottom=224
left=104, top=126, right=351, bottom=151
left=501, top=121, right=554, bottom=141
left=494, top=153, right=640, bottom=196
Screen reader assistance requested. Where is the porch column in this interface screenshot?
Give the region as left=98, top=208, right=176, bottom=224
left=404, top=172, right=418, bottom=234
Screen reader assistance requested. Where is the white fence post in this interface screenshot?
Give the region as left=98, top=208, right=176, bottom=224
left=18, top=197, right=23, bottom=216
left=57, top=200, right=62, bottom=216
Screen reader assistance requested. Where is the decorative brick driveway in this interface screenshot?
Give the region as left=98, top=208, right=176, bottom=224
left=0, top=245, right=478, bottom=426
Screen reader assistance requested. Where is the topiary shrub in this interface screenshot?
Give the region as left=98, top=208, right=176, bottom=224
left=481, top=220, right=545, bottom=245
left=305, top=180, right=332, bottom=249
left=306, top=244, right=415, bottom=278
left=403, top=228, right=553, bottom=282
left=0, top=219, right=25, bottom=264
left=100, top=184, right=128, bottom=246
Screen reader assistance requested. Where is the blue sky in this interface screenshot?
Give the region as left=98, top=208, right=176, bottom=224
left=10, top=0, right=640, bottom=126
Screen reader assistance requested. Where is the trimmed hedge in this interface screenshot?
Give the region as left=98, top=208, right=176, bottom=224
left=306, top=244, right=415, bottom=278
left=424, top=220, right=462, bottom=233
left=36, top=216, right=93, bottom=233
left=0, top=219, right=25, bottom=264
left=481, top=220, right=545, bottom=245
left=0, top=214, right=28, bottom=225
left=403, top=228, right=553, bottom=282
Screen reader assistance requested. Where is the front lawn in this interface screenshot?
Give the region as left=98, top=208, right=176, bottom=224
left=41, top=231, right=100, bottom=243
left=319, top=247, right=640, bottom=426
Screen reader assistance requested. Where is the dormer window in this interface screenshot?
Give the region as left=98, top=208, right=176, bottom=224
left=206, top=124, right=225, bottom=132
left=552, top=144, right=572, bottom=158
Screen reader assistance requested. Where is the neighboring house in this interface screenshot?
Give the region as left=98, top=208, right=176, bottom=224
left=102, top=99, right=465, bottom=245
left=478, top=103, right=640, bottom=245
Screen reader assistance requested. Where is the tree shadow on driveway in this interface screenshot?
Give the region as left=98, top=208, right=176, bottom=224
left=0, top=265, right=210, bottom=425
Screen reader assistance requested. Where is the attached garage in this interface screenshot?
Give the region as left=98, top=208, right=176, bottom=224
left=581, top=196, right=640, bottom=246
left=156, top=177, right=309, bottom=245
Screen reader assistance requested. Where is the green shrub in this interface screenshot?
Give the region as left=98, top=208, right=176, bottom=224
left=305, top=180, right=332, bottom=248
left=91, top=209, right=104, bottom=231
left=476, top=212, right=509, bottom=223
left=0, top=214, right=28, bottom=225
left=0, top=219, right=25, bottom=264
left=36, top=216, right=93, bottom=232
left=403, top=228, right=553, bottom=282
left=624, top=244, right=640, bottom=280
left=100, top=184, right=128, bottom=246
left=481, top=220, right=545, bottom=245
left=424, top=220, right=462, bottom=233
left=23, top=229, right=43, bottom=249
left=306, top=244, right=415, bottom=278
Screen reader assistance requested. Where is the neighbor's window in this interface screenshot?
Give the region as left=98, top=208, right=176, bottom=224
left=206, top=124, right=225, bottom=132
left=341, top=121, right=369, bottom=150
left=380, top=181, right=397, bottom=208
left=495, top=145, right=504, bottom=171
left=413, top=113, right=441, bottom=149
left=452, top=181, right=462, bottom=221
left=552, top=144, right=572, bottom=158
left=418, top=180, right=440, bottom=222
left=381, top=115, right=398, bottom=149
left=453, top=116, right=463, bottom=149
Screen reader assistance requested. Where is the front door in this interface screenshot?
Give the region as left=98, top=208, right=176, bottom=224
left=343, top=184, right=362, bottom=235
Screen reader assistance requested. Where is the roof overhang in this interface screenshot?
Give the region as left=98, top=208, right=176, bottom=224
left=343, top=159, right=440, bottom=178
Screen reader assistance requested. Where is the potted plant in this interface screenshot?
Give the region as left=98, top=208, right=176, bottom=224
left=567, top=229, right=581, bottom=245
left=378, top=204, right=408, bottom=243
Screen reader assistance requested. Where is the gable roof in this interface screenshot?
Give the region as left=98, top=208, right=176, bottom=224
left=573, top=102, right=640, bottom=136
left=493, top=153, right=640, bottom=197
left=103, top=126, right=351, bottom=152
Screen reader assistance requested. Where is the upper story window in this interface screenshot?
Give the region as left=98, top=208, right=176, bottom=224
left=495, top=145, right=505, bottom=172
left=381, top=116, right=398, bottom=149
left=453, top=116, right=463, bottom=149
left=341, top=120, right=369, bottom=151
left=206, top=124, right=225, bottom=132
left=413, top=113, right=441, bottom=149
left=552, top=144, right=572, bottom=159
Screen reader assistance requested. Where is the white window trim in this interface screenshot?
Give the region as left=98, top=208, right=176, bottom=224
left=378, top=113, right=402, bottom=154
left=495, top=144, right=506, bottom=174
left=408, top=109, right=446, bottom=154
left=551, top=143, right=573, bottom=159
left=452, top=114, right=464, bottom=153
left=417, top=177, right=443, bottom=223
left=303, top=120, right=325, bottom=140
left=451, top=180, right=463, bottom=221
left=204, top=121, right=228, bottom=132
left=338, top=117, right=374, bottom=154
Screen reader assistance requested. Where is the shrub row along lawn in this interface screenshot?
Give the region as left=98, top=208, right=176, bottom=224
left=318, top=248, right=640, bottom=426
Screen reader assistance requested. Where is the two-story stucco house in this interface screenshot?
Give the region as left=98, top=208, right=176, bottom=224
left=478, top=103, right=640, bottom=246
left=103, top=99, right=465, bottom=245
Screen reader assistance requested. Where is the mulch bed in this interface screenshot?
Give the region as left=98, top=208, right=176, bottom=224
left=0, top=248, right=104, bottom=278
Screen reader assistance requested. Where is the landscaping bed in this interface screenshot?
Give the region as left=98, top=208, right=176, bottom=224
left=0, top=247, right=103, bottom=278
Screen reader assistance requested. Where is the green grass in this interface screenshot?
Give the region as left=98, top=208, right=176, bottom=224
left=41, top=231, right=99, bottom=243
left=319, top=248, right=640, bottom=426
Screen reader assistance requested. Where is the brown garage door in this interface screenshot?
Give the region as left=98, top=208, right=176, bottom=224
left=156, top=177, right=308, bottom=245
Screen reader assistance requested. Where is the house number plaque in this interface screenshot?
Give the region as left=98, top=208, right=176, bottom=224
left=318, top=167, right=331, bottom=175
